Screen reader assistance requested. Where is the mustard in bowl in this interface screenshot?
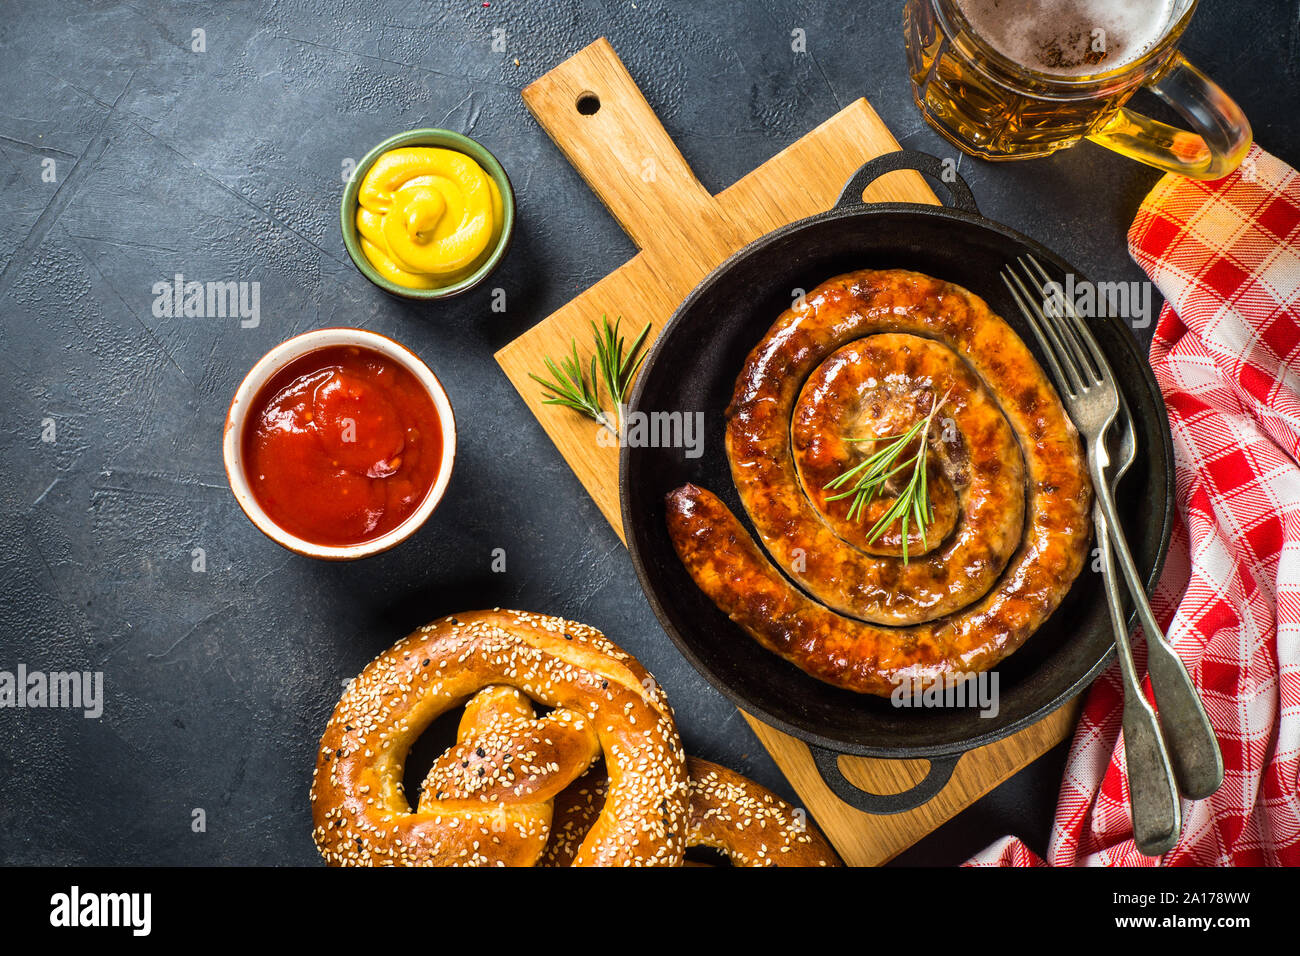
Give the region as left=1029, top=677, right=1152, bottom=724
left=341, top=129, right=515, bottom=300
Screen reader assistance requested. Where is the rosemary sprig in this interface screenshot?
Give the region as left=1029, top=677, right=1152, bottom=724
left=592, top=314, right=651, bottom=412
left=823, top=392, right=948, bottom=564
left=528, top=339, right=610, bottom=430
left=531, top=315, right=651, bottom=434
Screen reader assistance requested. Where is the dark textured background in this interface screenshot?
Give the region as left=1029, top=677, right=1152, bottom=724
left=1, top=0, right=1296, bottom=866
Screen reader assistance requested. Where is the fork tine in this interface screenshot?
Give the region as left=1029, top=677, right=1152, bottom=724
left=1019, top=257, right=1102, bottom=390
left=1023, top=255, right=1098, bottom=381
left=1002, top=266, right=1081, bottom=396
left=1015, top=256, right=1097, bottom=387
left=1027, top=253, right=1115, bottom=389
left=1012, top=259, right=1090, bottom=390
left=1023, top=255, right=1105, bottom=385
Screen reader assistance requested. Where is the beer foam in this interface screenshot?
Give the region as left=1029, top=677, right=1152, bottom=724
left=954, top=0, right=1176, bottom=76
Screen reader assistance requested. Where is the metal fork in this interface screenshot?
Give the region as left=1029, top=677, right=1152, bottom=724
left=1096, top=383, right=1181, bottom=854
left=1003, top=256, right=1224, bottom=850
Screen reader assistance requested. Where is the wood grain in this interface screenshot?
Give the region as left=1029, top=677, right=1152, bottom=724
left=495, top=38, right=1075, bottom=866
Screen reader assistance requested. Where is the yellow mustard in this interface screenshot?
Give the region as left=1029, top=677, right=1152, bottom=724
left=356, top=147, right=503, bottom=289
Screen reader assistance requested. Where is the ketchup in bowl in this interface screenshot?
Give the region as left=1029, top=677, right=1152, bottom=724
left=241, top=345, right=443, bottom=546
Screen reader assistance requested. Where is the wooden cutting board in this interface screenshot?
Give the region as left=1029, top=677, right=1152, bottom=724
left=495, top=38, right=1079, bottom=866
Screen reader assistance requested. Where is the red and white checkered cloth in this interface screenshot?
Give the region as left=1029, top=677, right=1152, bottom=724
left=969, top=145, right=1300, bottom=867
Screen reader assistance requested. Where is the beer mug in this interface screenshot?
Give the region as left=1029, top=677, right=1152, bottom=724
left=904, top=0, right=1251, bottom=178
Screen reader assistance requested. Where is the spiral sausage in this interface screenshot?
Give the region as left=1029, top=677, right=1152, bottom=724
left=666, top=269, right=1091, bottom=696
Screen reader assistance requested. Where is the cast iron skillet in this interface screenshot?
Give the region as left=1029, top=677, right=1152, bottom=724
left=621, top=151, right=1175, bottom=814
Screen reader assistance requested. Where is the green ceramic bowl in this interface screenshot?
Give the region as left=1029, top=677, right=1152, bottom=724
left=340, top=128, right=516, bottom=300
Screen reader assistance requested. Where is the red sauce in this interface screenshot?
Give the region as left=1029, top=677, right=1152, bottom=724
left=242, top=345, right=443, bottom=546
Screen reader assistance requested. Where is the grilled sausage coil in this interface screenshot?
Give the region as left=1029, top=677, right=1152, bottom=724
left=666, top=269, right=1092, bottom=695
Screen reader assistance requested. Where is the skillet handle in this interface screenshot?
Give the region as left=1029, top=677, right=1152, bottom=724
left=835, top=149, right=979, bottom=216
left=808, top=745, right=961, bottom=815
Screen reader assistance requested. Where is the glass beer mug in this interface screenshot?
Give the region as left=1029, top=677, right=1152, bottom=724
left=904, top=0, right=1251, bottom=178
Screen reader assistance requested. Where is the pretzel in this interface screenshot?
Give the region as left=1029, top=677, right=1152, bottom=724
left=540, top=757, right=841, bottom=867
left=311, top=610, right=690, bottom=866
left=441, top=684, right=840, bottom=866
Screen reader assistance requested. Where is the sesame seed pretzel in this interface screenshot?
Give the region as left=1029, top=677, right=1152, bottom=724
left=415, top=684, right=600, bottom=822
left=311, top=609, right=690, bottom=866
left=541, top=757, right=841, bottom=867
left=438, top=687, right=841, bottom=866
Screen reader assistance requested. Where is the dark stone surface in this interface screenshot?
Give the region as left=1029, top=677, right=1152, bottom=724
left=0, top=0, right=1295, bottom=866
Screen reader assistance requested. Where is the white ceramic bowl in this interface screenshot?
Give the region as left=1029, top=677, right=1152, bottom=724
left=222, top=328, right=457, bottom=560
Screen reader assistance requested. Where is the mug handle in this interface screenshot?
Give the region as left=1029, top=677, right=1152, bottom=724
left=1088, top=51, right=1251, bottom=180
left=809, top=745, right=961, bottom=815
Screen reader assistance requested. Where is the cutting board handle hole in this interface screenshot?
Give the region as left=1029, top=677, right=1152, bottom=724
left=576, top=92, right=601, bottom=115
